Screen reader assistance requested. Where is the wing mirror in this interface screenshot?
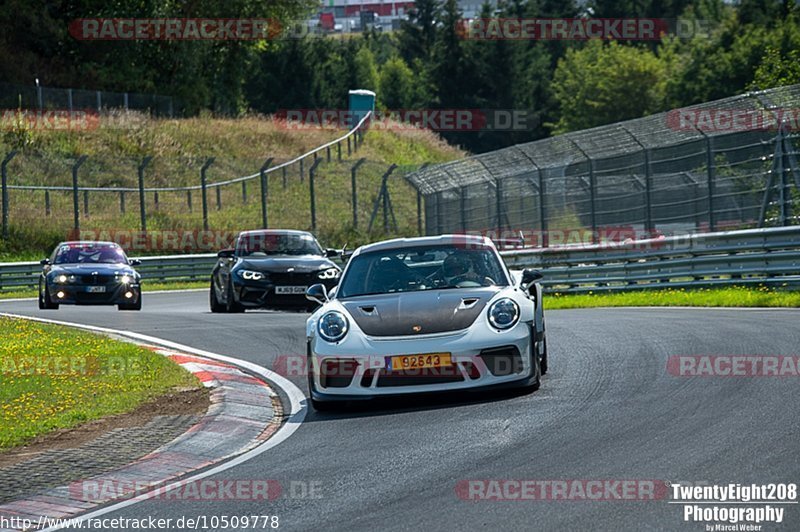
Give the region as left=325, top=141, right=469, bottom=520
left=128, top=258, right=142, bottom=266
left=306, top=283, right=329, bottom=305
left=40, top=258, right=50, bottom=266
left=325, top=248, right=339, bottom=258
left=520, top=269, right=543, bottom=286
left=217, top=248, right=235, bottom=259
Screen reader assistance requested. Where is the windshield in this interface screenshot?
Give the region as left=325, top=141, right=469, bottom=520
left=53, top=244, right=128, bottom=265
left=337, top=244, right=508, bottom=298
left=236, top=232, right=323, bottom=257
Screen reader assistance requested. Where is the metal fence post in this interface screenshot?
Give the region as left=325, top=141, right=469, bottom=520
left=299, top=158, right=304, bottom=182
left=96, top=91, right=101, bottom=112
left=704, top=135, right=715, bottom=232
left=241, top=181, right=247, bottom=204
left=216, top=186, right=222, bottom=210
left=154, top=191, right=159, bottom=210
left=1, top=151, right=17, bottom=240
left=282, top=166, right=287, bottom=189
left=72, top=156, right=87, bottom=232
left=67, top=89, right=73, bottom=112
left=326, top=146, right=331, bottom=162
left=347, top=136, right=352, bottom=156
left=200, top=158, right=214, bottom=231
left=415, top=163, right=430, bottom=236
left=260, top=158, right=273, bottom=229
left=45, top=190, right=51, bottom=216
left=337, top=141, right=342, bottom=161
left=119, top=191, right=125, bottom=214
left=460, top=186, right=468, bottom=232
left=351, top=158, right=366, bottom=228
left=138, top=156, right=152, bottom=232
left=495, top=179, right=503, bottom=236
left=588, top=160, right=597, bottom=243
left=187, top=190, right=192, bottom=212
left=309, top=158, right=323, bottom=232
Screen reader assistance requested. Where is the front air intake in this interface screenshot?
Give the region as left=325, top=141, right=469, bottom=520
left=479, top=346, right=523, bottom=376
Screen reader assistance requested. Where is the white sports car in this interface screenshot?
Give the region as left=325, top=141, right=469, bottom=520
left=305, top=235, right=547, bottom=411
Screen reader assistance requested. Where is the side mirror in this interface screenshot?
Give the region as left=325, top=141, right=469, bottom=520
left=325, top=248, right=339, bottom=258
left=128, top=258, right=142, bottom=266
left=520, top=269, right=543, bottom=286
left=306, top=283, right=329, bottom=305
left=40, top=258, right=50, bottom=266
left=217, top=249, right=235, bottom=259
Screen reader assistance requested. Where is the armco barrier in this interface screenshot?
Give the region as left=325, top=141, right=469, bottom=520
left=503, top=226, right=800, bottom=293
left=1, top=226, right=799, bottom=294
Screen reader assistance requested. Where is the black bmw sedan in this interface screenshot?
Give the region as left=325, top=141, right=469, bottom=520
left=210, top=230, right=341, bottom=313
left=39, top=241, right=142, bottom=310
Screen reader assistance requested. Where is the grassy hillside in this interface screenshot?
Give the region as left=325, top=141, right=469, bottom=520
left=0, top=113, right=463, bottom=261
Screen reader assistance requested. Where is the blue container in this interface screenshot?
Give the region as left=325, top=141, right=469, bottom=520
left=348, top=89, right=376, bottom=129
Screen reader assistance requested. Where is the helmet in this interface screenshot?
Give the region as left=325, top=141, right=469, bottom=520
left=443, top=252, right=474, bottom=283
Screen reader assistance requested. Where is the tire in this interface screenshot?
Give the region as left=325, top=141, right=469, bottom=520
left=524, top=329, right=541, bottom=392
left=540, top=333, right=548, bottom=375
left=40, top=284, right=58, bottom=310
left=226, top=278, right=245, bottom=313
left=209, top=279, right=225, bottom=313
left=118, top=295, right=142, bottom=311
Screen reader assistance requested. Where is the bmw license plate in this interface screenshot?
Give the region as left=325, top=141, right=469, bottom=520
left=388, top=353, right=452, bottom=371
left=86, top=286, right=106, bottom=293
left=275, top=286, right=307, bottom=295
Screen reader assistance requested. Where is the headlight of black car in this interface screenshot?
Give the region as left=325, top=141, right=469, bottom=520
left=488, top=298, right=520, bottom=330
left=238, top=270, right=266, bottom=281
left=54, top=274, right=77, bottom=284
left=318, top=268, right=340, bottom=280
left=318, top=311, right=348, bottom=342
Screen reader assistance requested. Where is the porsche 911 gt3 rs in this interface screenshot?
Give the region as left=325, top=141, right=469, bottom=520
left=305, top=235, right=546, bottom=410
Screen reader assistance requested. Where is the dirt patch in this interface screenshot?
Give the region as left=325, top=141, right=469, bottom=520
left=0, top=387, right=209, bottom=468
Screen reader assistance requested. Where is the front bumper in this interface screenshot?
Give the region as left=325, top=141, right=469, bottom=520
left=233, top=278, right=337, bottom=309
left=46, top=283, right=140, bottom=305
left=308, top=322, right=536, bottom=399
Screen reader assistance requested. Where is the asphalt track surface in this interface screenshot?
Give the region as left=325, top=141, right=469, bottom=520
left=1, top=292, right=798, bottom=531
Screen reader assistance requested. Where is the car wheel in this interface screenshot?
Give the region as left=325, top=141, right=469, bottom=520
left=210, top=279, right=226, bottom=313
left=118, top=295, right=142, bottom=311
left=540, top=333, right=548, bottom=375
left=41, top=285, right=58, bottom=310
left=226, top=279, right=245, bottom=313
left=524, top=329, right=541, bottom=392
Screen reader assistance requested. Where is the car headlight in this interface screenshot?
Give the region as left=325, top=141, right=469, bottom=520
left=119, top=274, right=131, bottom=284
left=487, top=298, right=520, bottom=330
left=318, top=311, right=349, bottom=343
left=239, top=270, right=265, bottom=281
left=55, top=274, right=76, bottom=284
left=318, top=268, right=340, bottom=280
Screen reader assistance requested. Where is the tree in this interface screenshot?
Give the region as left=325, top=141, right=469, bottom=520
left=398, top=0, right=440, bottom=63
left=379, top=57, right=415, bottom=109
left=353, top=47, right=380, bottom=93
left=550, top=40, right=666, bottom=133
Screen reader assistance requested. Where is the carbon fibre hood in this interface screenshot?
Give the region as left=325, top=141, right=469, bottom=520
left=340, top=288, right=499, bottom=337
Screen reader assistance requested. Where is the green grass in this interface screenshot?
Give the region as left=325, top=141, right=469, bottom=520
left=544, top=286, right=800, bottom=310
left=0, top=113, right=464, bottom=261
left=0, top=316, right=201, bottom=449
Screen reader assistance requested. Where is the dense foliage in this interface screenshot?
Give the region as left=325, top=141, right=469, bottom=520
left=2, top=0, right=799, bottom=153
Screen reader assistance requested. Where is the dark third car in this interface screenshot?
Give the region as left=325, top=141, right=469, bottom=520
left=39, top=241, right=142, bottom=310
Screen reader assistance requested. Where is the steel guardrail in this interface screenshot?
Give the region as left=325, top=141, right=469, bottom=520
left=1, top=226, right=799, bottom=293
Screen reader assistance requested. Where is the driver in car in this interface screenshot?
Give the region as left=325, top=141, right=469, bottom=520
left=440, top=252, right=495, bottom=287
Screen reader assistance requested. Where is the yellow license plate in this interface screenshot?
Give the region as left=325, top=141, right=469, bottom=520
left=388, top=353, right=452, bottom=371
